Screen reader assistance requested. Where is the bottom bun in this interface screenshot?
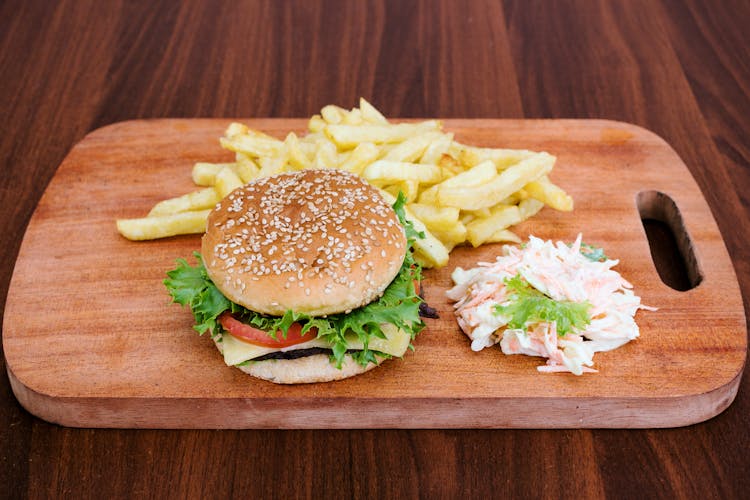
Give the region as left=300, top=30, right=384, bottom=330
left=237, top=354, right=380, bottom=384
left=214, top=337, right=380, bottom=384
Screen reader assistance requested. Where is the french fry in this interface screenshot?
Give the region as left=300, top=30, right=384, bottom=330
left=220, top=133, right=285, bottom=158
left=308, top=114, right=326, bottom=133
left=257, top=155, right=288, bottom=178
left=285, top=132, right=312, bottom=170
left=324, top=121, right=441, bottom=148
left=118, top=99, right=573, bottom=268
left=382, top=132, right=444, bottom=162
left=192, top=161, right=256, bottom=187
left=378, top=190, right=449, bottom=268
left=437, top=153, right=554, bottom=210
left=468, top=207, right=492, bottom=219
left=438, top=160, right=496, bottom=188
left=338, top=142, right=380, bottom=175
left=438, top=153, right=463, bottom=176
left=407, top=203, right=461, bottom=232
left=420, top=133, right=454, bottom=165
left=411, top=225, right=450, bottom=268
left=234, top=154, right=260, bottom=182
left=384, top=180, right=420, bottom=202
left=148, top=187, right=220, bottom=216
left=215, top=166, right=244, bottom=198
left=498, top=192, right=525, bottom=206
left=453, top=143, right=536, bottom=170
left=466, top=205, right=522, bottom=247
left=313, top=138, right=338, bottom=169
left=362, top=161, right=443, bottom=185
left=116, top=210, right=210, bottom=241
left=465, top=198, right=544, bottom=247
left=321, top=105, right=347, bottom=124
left=523, top=175, right=574, bottom=211
left=431, top=222, right=468, bottom=251
left=300, top=132, right=325, bottom=152
left=359, top=98, right=388, bottom=124
left=518, top=197, right=545, bottom=220
left=460, top=212, right=476, bottom=226
left=334, top=149, right=352, bottom=167
left=486, top=228, right=522, bottom=245
left=342, top=107, right=364, bottom=125
left=192, top=162, right=231, bottom=186
left=416, top=185, right=439, bottom=205
left=231, top=126, right=277, bottom=141
left=225, top=122, right=248, bottom=137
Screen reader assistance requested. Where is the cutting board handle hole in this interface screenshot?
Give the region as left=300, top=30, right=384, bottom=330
left=637, top=191, right=702, bottom=291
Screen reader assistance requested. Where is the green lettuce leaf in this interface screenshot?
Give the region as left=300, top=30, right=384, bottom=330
left=164, top=254, right=232, bottom=335
left=493, top=274, right=591, bottom=336
left=579, top=242, right=608, bottom=262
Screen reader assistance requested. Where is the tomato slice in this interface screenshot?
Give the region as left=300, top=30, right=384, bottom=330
left=219, top=312, right=317, bottom=347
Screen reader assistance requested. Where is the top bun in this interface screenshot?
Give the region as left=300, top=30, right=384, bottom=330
left=202, top=169, right=407, bottom=316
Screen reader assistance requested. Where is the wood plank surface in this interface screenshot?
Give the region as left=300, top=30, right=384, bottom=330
left=4, top=117, right=744, bottom=428
left=1, top=0, right=749, bottom=498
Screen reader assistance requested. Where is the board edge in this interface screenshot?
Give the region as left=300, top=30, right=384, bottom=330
left=8, top=362, right=743, bottom=430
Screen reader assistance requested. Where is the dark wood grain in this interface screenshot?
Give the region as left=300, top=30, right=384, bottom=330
left=1, top=0, right=748, bottom=498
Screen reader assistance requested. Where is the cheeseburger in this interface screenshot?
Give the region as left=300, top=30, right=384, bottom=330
left=165, top=169, right=426, bottom=384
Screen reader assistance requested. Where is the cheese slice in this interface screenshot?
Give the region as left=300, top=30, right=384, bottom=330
left=220, top=334, right=330, bottom=366
left=363, top=323, right=412, bottom=359
left=220, top=323, right=412, bottom=366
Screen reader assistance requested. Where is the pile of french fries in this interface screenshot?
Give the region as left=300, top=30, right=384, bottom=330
left=116, top=99, right=572, bottom=268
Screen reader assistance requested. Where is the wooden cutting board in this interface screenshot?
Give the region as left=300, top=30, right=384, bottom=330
left=4, top=119, right=746, bottom=428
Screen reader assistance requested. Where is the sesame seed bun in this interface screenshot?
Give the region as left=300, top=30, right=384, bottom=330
left=236, top=354, right=379, bottom=384
left=202, top=169, right=407, bottom=316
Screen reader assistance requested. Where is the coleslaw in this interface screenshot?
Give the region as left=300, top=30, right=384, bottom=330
left=446, top=234, right=654, bottom=374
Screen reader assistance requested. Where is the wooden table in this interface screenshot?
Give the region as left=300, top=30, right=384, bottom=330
left=1, top=0, right=748, bottom=497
